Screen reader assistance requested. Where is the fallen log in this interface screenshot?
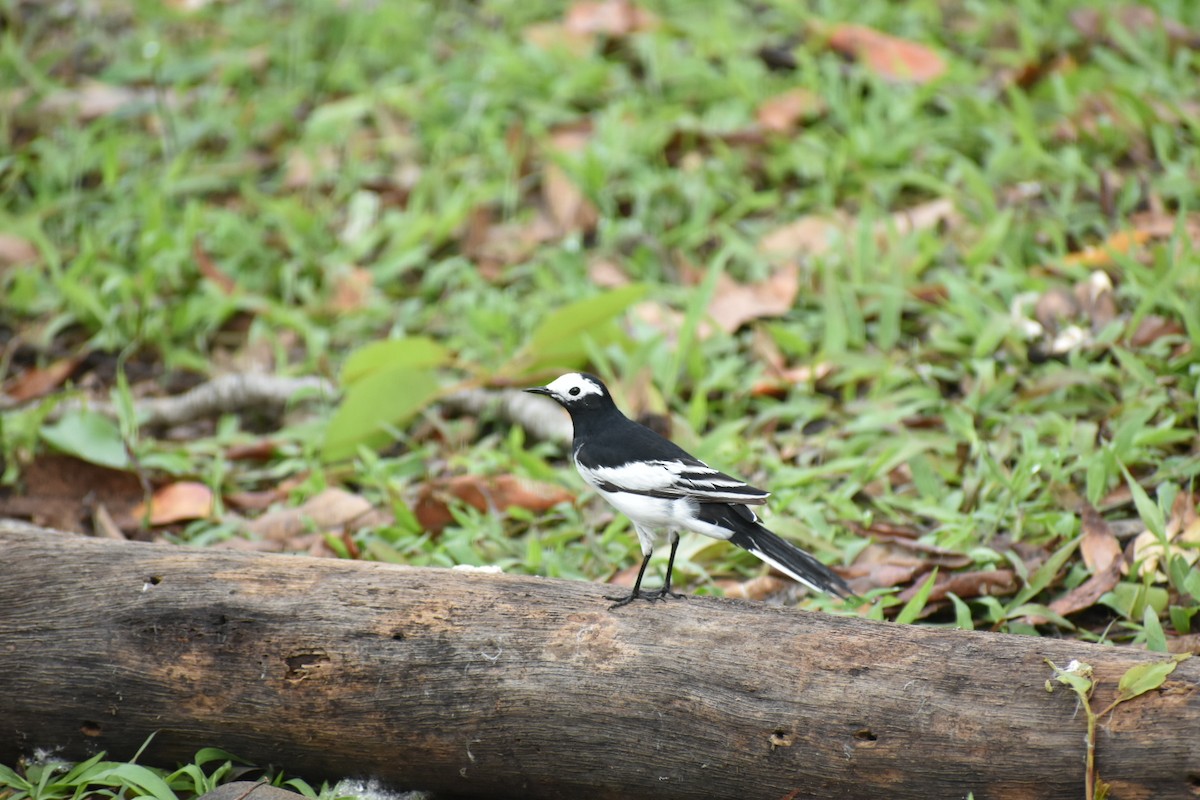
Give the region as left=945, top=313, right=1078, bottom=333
left=0, top=522, right=1197, bottom=800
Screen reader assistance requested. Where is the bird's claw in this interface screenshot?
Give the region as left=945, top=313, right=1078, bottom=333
left=605, top=588, right=688, bottom=609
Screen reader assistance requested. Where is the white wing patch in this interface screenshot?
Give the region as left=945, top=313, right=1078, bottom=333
left=577, top=458, right=769, bottom=504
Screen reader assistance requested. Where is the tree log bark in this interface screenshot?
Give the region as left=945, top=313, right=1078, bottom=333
left=1, top=522, right=1197, bottom=800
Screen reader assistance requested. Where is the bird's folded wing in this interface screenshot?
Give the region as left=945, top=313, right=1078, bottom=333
left=578, top=457, right=770, bottom=504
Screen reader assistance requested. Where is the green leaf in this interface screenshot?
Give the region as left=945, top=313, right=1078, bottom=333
left=323, top=368, right=442, bottom=461
left=1142, top=606, right=1168, bottom=652
left=1115, top=654, right=1191, bottom=704
left=341, top=337, right=450, bottom=386
left=1169, top=605, right=1197, bottom=635
left=1045, top=658, right=1094, bottom=698
left=88, top=764, right=179, bottom=800
left=1011, top=535, right=1079, bottom=607
left=1185, top=570, right=1200, bottom=604
left=895, top=569, right=938, bottom=625
left=1119, top=463, right=1165, bottom=537
left=518, top=285, right=647, bottom=373
left=40, top=409, right=129, bottom=469
left=0, top=763, right=31, bottom=791
left=947, top=592, right=974, bottom=631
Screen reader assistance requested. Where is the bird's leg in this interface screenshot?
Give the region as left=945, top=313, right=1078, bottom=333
left=606, top=551, right=652, bottom=609
left=645, top=531, right=686, bottom=600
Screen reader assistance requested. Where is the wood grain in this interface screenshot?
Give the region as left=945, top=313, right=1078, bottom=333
left=1, top=523, right=1197, bottom=799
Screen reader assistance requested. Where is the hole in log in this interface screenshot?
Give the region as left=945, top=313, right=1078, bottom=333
left=391, top=631, right=406, bottom=641
left=81, top=721, right=102, bottom=737
left=854, top=728, right=878, bottom=742
left=148, top=576, right=162, bottom=585
left=1188, top=771, right=1200, bottom=794
left=283, top=650, right=331, bottom=682
left=768, top=729, right=794, bottom=749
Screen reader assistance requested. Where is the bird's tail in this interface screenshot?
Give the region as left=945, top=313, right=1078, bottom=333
left=705, top=505, right=855, bottom=599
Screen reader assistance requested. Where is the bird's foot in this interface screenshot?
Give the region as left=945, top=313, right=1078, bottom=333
left=605, top=587, right=687, bottom=609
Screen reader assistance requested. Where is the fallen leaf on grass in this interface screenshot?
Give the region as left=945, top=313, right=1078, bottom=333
left=543, top=123, right=599, bottom=236
left=759, top=213, right=848, bottom=263
left=524, top=0, right=657, bottom=56
left=845, top=536, right=975, bottom=592
left=824, top=24, right=947, bottom=84
left=92, top=503, right=126, bottom=540
left=1025, top=505, right=1125, bottom=623
left=1129, top=489, right=1200, bottom=581
left=715, top=574, right=790, bottom=601
left=193, top=239, right=238, bottom=295
left=1128, top=315, right=1186, bottom=348
left=3, top=355, right=84, bottom=402
left=1062, top=229, right=1154, bottom=269
left=415, top=475, right=573, bottom=533
left=1080, top=503, right=1123, bottom=574
left=876, top=197, right=960, bottom=241
left=0, top=233, right=38, bottom=268
left=134, top=481, right=215, bottom=526
left=0, top=454, right=142, bottom=533
left=39, top=81, right=140, bottom=120
left=755, top=88, right=825, bottom=135
left=707, top=263, right=800, bottom=334
left=587, top=257, right=632, bottom=288
left=462, top=208, right=560, bottom=279
left=245, top=487, right=391, bottom=547
left=896, top=569, right=1018, bottom=603
left=564, top=0, right=658, bottom=36
left=749, top=363, right=833, bottom=397
left=1070, top=5, right=1199, bottom=48
left=328, top=266, right=375, bottom=312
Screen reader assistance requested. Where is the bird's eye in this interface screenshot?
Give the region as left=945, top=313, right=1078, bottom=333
left=569, top=387, right=581, bottom=396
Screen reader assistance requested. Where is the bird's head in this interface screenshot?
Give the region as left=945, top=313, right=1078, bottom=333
left=524, top=372, right=613, bottom=413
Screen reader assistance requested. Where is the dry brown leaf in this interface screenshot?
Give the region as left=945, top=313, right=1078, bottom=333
left=750, top=363, right=834, bottom=397
left=1128, top=315, right=1186, bottom=348
left=193, top=239, right=238, bottom=295
left=755, top=88, right=825, bottom=135
left=0, top=233, right=38, bottom=268
left=1074, top=270, right=1117, bottom=331
left=414, top=474, right=573, bottom=533
left=543, top=124, right=598, bottom=236
left=522, top=22, right=597, bottom=56
left=0, top=455, right=143, bottom=533
left=464, top=210, right=560, bottom=278
left=4, top=355, right=84, bottom=402
left=1070, top=5, right=1199, bottom=48
left=587, top=257, right=632, bottom=288
left=39, top=81, right=139, bottom=120
left=92, top=503, right=126, bottom=540
left=1062, top=229, right=1153, bottom=268
left=897, top=569, right=1018, bottom=603
left=877, top=197, right=960, bottom=240
left=329, top=266, right=374, bottom=312
left=564, top=0, right=658, bottom=36
left=758, top=213, right=848, bottom=263
left=707, top=263, right=800, bottom=334
left=716, top=574, right=790, bottom=601
left=1130, top=489, right=1200, bottom=581
left=1080, top=503, right=1123, bottom=574
left=282, top=146, right=340, bottom=190
left=246, top=487, right=390, bottom=545
left=825, top=24, right=947, bottom=84
left=134, top=481, right=215, bottom=526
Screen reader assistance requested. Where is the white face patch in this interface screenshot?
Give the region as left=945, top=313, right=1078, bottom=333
left=544, top=373, right=604, bottom=402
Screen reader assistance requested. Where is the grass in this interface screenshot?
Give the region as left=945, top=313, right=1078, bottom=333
left=2, top=0, right=1199, bottom=794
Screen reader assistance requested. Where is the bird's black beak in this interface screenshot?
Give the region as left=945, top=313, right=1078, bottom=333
left=524, top=386, right=553, bottom=397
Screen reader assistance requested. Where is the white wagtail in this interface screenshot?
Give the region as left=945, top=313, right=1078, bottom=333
left=525, top=372, right=854, bottom=608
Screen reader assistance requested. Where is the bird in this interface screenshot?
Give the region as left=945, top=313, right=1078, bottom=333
left=525, top=372, right=855, bottom=609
